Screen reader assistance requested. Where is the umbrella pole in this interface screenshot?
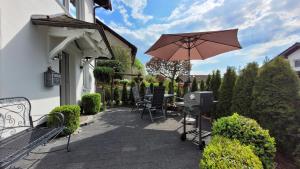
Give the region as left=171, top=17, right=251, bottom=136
left=188, top=41, right=191, bottom=92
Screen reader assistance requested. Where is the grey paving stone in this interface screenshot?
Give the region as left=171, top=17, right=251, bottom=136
left=11, top=107, right=210, bottom=169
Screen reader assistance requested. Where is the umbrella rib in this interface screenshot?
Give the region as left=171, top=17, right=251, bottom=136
left=166, top=46, right=182, bottom=61
left=194, top=45, right=205, bottom=60
left=145, top=38, right=186, bottom=53
left=198, top=38, right=241, bottom=48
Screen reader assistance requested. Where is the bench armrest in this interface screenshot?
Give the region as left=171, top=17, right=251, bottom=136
left=32, top=112, right=65, bottom=127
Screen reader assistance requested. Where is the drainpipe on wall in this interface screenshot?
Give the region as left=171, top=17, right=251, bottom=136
left=93, top=1, right=101, bottom=23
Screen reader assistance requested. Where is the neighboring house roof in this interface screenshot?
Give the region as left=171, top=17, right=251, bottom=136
left=31, top=14, right=114, bottom=58
left=94, top=0, right=112, bottom=10
left=178, top=75, right=208, bottom=82
left=96, top=19, right=137, bottom=59
left=278, top=42, right=300, bottom=58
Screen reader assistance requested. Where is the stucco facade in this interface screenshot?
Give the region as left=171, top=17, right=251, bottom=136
left=287, top=48, right=300, bottom=73
left=0, top=0, right=127, bottom=121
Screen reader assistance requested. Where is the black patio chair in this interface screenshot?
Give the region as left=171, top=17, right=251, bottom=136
left=131, top=86, right=147, bottom=113
left=141, top=87, right=166, bottom=122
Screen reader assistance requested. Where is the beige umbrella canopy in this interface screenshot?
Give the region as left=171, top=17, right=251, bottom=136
left=145, top=29, right=242, bottom=82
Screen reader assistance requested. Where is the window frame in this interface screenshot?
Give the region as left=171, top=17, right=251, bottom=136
left=295, top=59, right=300, bottom=68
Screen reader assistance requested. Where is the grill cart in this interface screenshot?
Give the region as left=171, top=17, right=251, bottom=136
left=180, top=91, right=215, bottom=150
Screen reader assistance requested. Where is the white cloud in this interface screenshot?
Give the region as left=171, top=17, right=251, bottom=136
left=117, top=0, right=153, bottom=23
left=117, top=5, right=132, bottom=26
left=238, top=34, right=300, bottom=62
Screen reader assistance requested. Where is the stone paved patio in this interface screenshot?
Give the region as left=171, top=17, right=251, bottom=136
left=12, top=107, right=211, bottom=169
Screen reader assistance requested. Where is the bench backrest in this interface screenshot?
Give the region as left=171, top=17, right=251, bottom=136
left=0, top=97, right=32, bottom=139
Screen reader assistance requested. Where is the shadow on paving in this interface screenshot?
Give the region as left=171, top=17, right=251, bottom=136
left=13, top=108, right=211, bottom=169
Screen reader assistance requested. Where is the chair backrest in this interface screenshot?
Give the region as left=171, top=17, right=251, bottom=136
left=132, top=86, right=141, bottom=102
left=151, top=87, right=165, bottom=108
left=0, top=97, right=32, bottom=139
left=145, top=87, right=151, bottom=95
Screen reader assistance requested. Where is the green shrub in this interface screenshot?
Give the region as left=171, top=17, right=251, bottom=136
left=200, top=136, right=263, bottom=169
left=200, top=80, right=205, bottom=91
left=129, top=81, right=135, bottom=105
left=48, top=105, right=80, bottom=135
left=191, top=78, right=198, bottom=92
left=149, top=83, right=154, bottom=94
left=121, top=82, right=128, bottom=105
left=81, top=93, right=101, bottom=115
left=114, top=87, right=120, bottom=105
left=93, top=66, right=113, bottom=83
left=231, top=62, right=258, bottom=117
left=216, top=67, right=236, bottom=118
left=252, top=57, right=300, bottom=157
left=210, top=70, right=221, bottom=99
left=104, top=87, right=111, bottom=106
left=212, top=113, right=276, bottom=169
left=205, top=74, right=211, bottom=90
left=140, top=82, right=146, bottom=98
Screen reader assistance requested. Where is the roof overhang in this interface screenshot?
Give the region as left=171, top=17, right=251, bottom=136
left=94, top=0, right=112, bottom=10
left=278, top=42, right=300, bottom=58
left=31, top=14, right=114, bottom=60
left=96, top=19, right=137, bottom=63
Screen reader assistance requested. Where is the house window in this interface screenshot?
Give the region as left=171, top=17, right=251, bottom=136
left=57, top=0, right=84, bottom=20
left=295, top=60, right=300, bottom=67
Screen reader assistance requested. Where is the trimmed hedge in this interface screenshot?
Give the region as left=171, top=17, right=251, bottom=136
left=81, top=93, right=101, bottom=115
left=200, top=136, right=263, bottom=169
left=212, top=113, right=276, bottom=169
left=47, top=105, right=80, bottom=135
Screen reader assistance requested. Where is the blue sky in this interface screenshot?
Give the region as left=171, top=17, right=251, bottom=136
left=96, top=0, right=300, bottom=75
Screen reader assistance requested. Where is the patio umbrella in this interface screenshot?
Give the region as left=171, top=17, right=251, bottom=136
left=145, top=29, right=241, bottom=83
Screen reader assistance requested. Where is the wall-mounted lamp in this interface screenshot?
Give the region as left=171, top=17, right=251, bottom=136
left=80, top=56, right=92, bottom=69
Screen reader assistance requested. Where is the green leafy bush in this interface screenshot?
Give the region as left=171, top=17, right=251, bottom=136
left=114, top=87, right=120, bottom=105
left=129, top=81, right=135, bottom=105
left=96, top=60, right=123, bottom=79
left=200, top=80, right=205, bottom=91
left=121, top=82, right=128, bottom=105
left=231, top=62, right=258, bottom=117
left=93, top=66, right=113, bottom=83
left=216, top=67, right=236, bottom=118
left=140, top=82, right=146, bottom=98
left=212, top=113, right=276, bottom=169
left=252, top=57, right=300, bottom=158
left=104, top=87, right=112, bottom=106
left=210, top=70, right=221, bottom=99
left=200, top=136, right=263, bottom=169
left=191, top=78, right=198, bottom=92
left=81, top=93, right=101, bottom=115
left=48, top=105, right=80, bottom=135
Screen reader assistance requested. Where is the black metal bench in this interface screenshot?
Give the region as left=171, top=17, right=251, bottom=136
left=0, top=97, right=70, bottom=169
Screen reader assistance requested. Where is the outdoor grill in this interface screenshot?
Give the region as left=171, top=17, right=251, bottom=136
left=181, top=91, right=214, bottom=149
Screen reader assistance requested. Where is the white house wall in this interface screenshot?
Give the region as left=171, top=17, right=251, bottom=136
left=287, top=49, right=300, bottom=72
left=0, top=0, right=64, bottom=120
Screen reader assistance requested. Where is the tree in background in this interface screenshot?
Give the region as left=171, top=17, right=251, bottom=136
left=112, top=46, right=132, bottom=73
left=129, top=81, right=136, bottom=105
left=200, top=80, right=205, bottom=91
left=139, top=82, right=146, bottom=98
left=133, top=58, right=146, bottom=75
left=231, top=62, right=258, bottom=117
left=121, top=81, right=128, bottom=105
left=216, top=67, right=237, bottom=118
left=183, top=82, right=189, bottom=95
left=149, top=83, right=154, bottom=94
left=113, top=87, right=120, bottom=105
left=252, top=57, right=300, bottom=159
left=191, top=77, right=198, bottom=92
left=168, top=81, right=173, bottom=94
left=210, top=70, right=221, bottom=99
left=206, top=74, right=212, bottom=90
left=146, top=58, right=190, bottom=94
